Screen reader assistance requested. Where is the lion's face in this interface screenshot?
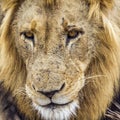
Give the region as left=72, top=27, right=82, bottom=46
left=13, top=0, right=98, bottom=119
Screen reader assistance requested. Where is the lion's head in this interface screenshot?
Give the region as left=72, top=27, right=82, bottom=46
left=0, top=0, right=120, bottom=120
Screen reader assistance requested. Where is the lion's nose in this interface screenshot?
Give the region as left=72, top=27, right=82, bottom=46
left=38, top=90, right=58, bottom=99
left=37, top=83, right=65, bottom=99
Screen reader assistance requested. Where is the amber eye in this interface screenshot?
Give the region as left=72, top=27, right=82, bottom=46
left=20, top=31, right=34, bottom=41
left=67, top=28, right=84, bottom=40
left=67, top=29, right=79, bottom=40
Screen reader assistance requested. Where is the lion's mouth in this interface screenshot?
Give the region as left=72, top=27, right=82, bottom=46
left=40, top=101, right=73, bottom=109
left=33, top=100, right=79, bottom=120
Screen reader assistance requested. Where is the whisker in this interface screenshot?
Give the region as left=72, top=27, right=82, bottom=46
left=14, top=87, right=26, bottom=96
left=85, top=75, right=106, bottom=80
left=83, top=75, right=106, bottom=85
left=69, top=58, right=81, bottom=72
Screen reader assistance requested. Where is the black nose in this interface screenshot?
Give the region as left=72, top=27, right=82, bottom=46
left=39, top=90, right=58, bottom=99
left=37, top=83, right=65, bottom=99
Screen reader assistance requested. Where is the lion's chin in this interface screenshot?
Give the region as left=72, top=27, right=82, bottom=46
left=32, top=100, right=79, bottom=120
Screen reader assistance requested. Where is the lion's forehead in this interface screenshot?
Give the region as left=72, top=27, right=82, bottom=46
left=17, top=0, right=90, bottom=30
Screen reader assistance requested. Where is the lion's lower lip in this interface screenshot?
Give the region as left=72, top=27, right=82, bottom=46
left=40, top=101, right=73, bottom=109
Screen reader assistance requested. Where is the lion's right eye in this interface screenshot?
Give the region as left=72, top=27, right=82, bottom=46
left=20, top=31, right=35, bottom=50
left=20, top=31, right=34, bottom=42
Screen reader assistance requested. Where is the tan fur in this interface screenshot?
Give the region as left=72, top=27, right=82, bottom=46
left=0, top=0, right=120, bottom=120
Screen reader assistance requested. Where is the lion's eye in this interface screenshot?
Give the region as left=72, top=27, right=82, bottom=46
left=65, top=28, right=84, bottom=46
left=67, top=28, right=84, bottom=40
left=20, top=31, right=34, bottom=41
left=67, top=29, right=79, bottom=39
left=20, top=31, right=35, bottom=49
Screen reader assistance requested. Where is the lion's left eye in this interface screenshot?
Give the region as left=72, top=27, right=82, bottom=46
left=67, top=28, right=84, bottom=40
left=67, top=29, right=79, bottom=40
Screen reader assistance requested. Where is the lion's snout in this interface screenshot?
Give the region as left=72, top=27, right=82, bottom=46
left=26, top=55, right=85, bottom=105
left=29, top=69, right=66, bottom=91
left=36, top=83, right=65, bottom=99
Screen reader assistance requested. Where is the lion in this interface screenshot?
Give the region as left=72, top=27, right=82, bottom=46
left=0, top=0, right=120, bottom=120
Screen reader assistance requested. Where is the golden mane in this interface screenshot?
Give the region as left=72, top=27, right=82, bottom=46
left=0, top=0, right=120, bottom=119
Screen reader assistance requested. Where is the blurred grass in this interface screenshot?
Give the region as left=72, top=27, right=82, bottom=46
left=105, top=102, right=120, bottom=120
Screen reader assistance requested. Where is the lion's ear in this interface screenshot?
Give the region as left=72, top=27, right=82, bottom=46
left=88, top=0, right=114, bottom=19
